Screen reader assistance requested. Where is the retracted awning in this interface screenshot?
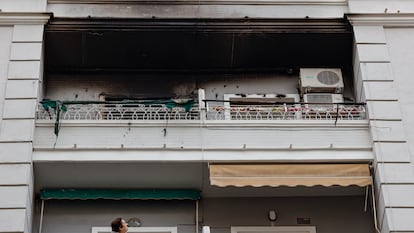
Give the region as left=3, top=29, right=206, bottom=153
left=40, top=189, right=201, bottom=200
left=38, top=189, right=202, bottom=233
left=210, top=164, right=372, bottom=187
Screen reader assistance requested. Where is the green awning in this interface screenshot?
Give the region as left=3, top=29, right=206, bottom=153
left=40, top=189, right=201, bottom=200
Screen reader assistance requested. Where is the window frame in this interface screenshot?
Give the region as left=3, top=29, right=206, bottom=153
left=91, top=227, right=178, bottom=233
left=231, top=226, right=316, bottom=233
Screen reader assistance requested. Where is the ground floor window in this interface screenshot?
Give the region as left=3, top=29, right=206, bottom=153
left=231, top=226, right=316, bottom=233
left=91, top=227, right=178, bottom=233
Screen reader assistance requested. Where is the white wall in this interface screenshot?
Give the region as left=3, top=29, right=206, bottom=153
left=0, top=0, right=46, bottom=12
left=381, top=27, right=414, bottom=232
left=33, top=123, right=372, bottom=151
left=348, top=0, right=414, bottom=13
left=0, top=27, right=13, bottom=124
left=0, top=25, right=31, bottom=233
left=44, top=72, right=355, bottom=102
left=44, top=74, right=300, bottom=101
left=350, top=16, right=414, bottom=232
left=47, top=3, right=348, bottom=18
left=0, top=13, right=49, bottom=233
left=384, top=28, right=414, bottom=164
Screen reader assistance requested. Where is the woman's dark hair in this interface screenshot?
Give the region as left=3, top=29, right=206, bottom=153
left=111, top=217, right=123, bottom=232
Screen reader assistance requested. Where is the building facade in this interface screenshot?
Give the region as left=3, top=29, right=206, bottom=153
left=0, top=0, right=414, bottom=233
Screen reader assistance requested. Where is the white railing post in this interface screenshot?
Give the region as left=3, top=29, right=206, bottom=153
left=198, top=89, right=206, bottom=122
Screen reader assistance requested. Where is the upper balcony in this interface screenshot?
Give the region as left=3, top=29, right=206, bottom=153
left=33, top=17, right=373, bottom=161
left=34, top=96, right=372, bottom=162
left=34, top=73, right=372, bottom=163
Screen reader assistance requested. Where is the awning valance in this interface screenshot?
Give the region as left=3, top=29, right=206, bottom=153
left=40, top=189, right=201, bottom=200
left=209, top=164, right=372, bottom=187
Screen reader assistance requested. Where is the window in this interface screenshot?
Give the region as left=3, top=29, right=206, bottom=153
left=91, top=227, right=178, bottom=233
left=231, top=226, right=316, bottom=233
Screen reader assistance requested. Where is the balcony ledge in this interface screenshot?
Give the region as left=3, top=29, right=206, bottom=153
left=32, top=147, right=373, bottom=162
left=35, top=119, right=369, bottom=128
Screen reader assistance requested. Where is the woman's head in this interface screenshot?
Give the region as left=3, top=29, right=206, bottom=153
left=111, top=218, right=128, bottom=233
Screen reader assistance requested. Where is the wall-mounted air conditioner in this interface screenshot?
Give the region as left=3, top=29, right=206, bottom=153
left=300, top=68, right=344, bottom=94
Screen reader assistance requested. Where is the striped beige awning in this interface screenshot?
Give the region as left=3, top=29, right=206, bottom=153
left=209, top=164, right=372, bottom=187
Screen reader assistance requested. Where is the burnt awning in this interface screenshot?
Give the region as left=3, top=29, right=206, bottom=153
left=209, top=164, right=372, bottom=187
left=45, top=17, right=353, bottom=74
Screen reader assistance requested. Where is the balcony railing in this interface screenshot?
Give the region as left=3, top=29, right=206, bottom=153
left=37, top=101, right=200, bottom=121
left=36, top=101, right=366, bottom=121
left=207, top=103, right=366, bottom=120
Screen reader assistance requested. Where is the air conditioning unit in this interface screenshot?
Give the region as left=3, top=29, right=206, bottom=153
left=303, top=93, right=343, bottom=110
left=224, top=93, right=300, bottom=104
left=300, top=68, right=344, bottom=94
left=222, top=93, right=300, bottom=120
left=304, top=93, right=343, bottom=103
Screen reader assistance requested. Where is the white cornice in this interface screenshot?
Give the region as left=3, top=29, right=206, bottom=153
left=48, top=0, right=347, bottom=5
left=0, top=13, right=52, bottom=25
left=347, top=13, right=414, bottom=27
left=32, top=149, right=373, bottom=162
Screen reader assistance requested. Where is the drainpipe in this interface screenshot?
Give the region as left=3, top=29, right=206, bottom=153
left=371, top=184, right=381, bottom=233
left=39, top=200, right=45, bottom=233
left=196, top=200, right=199, bottom=233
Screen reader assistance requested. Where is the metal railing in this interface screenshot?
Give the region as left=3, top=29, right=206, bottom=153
left=206, top=103, right=366, bottom=120
left=37, top=103, right=200, bottom=121
left=37, top=102, right=366, bottom=121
